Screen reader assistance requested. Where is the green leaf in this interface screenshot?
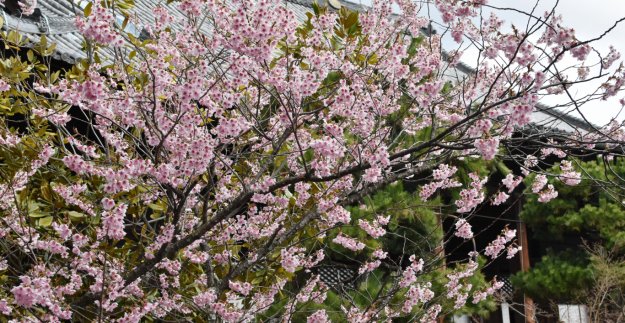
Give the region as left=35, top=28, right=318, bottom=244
left=121, top=15, right=130, bottom=30
left=50, top=70, right=60, bottom=83
left=39, top=216, right=53, bottom=227
left=322, top=71, right=342, bottom=86
left=312, top=1, right=320, bottom=15
left=40, top=34, right=47, bottom=49
left=84, top=1, right=93, bottom=16
left=67, top=211, right=86, bottom=219
left=407, top=36, right=424, bottom=57
left=29, top=211, right=48, bottom=218
left=7, top=31, right=24, bottom=46
left=367, top=54, right=378, bottom=65
left=441, top=81, right=453, bottom=95
left=148, top=202, right=166, bottom=212
left=344, top=12, right=358, bottom=29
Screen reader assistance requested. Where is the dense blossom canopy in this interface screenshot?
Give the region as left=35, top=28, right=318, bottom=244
left=0, top=0, right=624, bottom=321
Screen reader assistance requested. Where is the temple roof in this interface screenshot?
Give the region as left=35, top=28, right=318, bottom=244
left=0, top=0, right=593, bottom=132
left=0, top=0, right=358, bottom=63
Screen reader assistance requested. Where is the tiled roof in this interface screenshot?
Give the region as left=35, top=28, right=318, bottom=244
left=1, top=0, right=592, bottom=132
left=316, top=265, right=357, bottom=289
left=2, top=1, right=85, bottom=63
left=0, top=0, right=343, bottom=64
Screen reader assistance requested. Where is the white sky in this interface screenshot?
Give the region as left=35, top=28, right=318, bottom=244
left=349, top=0, right=625, bottom=126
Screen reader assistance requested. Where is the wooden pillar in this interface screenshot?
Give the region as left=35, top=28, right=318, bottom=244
left=518, top=221, right=535, bottom=323
left=436, top=211, right=446, bottom=323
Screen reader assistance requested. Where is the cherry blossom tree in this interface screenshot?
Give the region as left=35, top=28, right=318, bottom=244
left=1, top=0, right=625, bottom=321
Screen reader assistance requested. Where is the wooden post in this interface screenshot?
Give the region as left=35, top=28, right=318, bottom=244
left=436, top=210, right=446, bottom=323
left=518, top=221, right=535, bottom=323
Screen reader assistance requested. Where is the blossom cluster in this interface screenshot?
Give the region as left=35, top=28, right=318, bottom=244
left=0, top=0, right=622, bottom=321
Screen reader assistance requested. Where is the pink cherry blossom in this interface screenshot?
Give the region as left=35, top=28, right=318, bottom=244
left=332, top=233, right=366, bottom=251
left=474, top=137, right=499, bottom=160
left=0, top=0, right=623, bottom=320
left=308, top=309, right=330, bottom=323
left=454, top=219, right=474, bottom=239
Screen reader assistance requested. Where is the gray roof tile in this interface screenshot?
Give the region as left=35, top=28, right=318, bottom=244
left=1, top=0, right=592, bottom=131
left=1, top=0, right=348, bottom=63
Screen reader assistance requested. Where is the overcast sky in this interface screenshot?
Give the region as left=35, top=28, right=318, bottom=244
left=348, top=0, right=625, bottom=126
